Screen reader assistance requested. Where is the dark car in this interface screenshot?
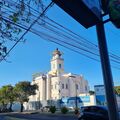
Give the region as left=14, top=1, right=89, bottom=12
left=79, top=106, right=108, bottom=120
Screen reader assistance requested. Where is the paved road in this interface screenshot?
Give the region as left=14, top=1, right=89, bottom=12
left=0, top=112, right=120, bottom=120
left=0, top=113, right=77, bottom=120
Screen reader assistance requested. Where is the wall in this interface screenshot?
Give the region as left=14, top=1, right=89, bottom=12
left=60, top=94, right=96, bottom=108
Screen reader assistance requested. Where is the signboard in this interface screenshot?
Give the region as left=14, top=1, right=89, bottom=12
left=80, top=96, right=90, bottom=102
left=109, top=0, right=120, bottom=28
left=101, top=0, right=109, bottom=13
left=96, top=95, right=106, bottom=105
left=61, top=96, right=90, bottom=104
left=94, top=85, right=106, bottom=105
left=94, top=85, right=105, bottom=95
left=53, top=0, right=102, bottom=28
left=60, top=96, right=90, bottom=108
left=82, top=0, right=101, bottom=20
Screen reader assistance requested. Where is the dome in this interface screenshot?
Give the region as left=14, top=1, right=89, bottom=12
left=52, top=48, right=62, bottom=56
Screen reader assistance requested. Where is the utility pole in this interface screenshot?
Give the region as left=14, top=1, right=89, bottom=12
left=96, top=18, right=119, bottom=120
left=75, top=83, right=78, bottom=109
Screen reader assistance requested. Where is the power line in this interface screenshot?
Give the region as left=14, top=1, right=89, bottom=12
left=2, top=13, right=120, bottom=65
left=1, top=1, right=120, bottom=70
left=2, top=16, right=120, bottom=70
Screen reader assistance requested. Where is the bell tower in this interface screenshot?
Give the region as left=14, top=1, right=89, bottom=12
left=50, top=48, right=64, bottom=75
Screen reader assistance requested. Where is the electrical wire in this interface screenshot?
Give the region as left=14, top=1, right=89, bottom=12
left=2, top=15, right=120, bottom=70
left=1, top=0, right=120, bottom=70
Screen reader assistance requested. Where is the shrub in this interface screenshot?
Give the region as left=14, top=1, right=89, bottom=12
left=49, top=106, right=56, bottom=113
left=61, top=106, right=68, bottom=114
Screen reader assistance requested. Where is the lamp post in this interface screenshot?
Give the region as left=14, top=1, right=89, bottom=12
left=75, top=83, right=78, bottom=109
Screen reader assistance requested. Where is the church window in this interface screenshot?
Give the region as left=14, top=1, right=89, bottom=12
left=59, top=64, right=62, bottom=68
left=85, top=86, right=87, bottom=91
left=66, top=84, right=68, bottom=89
left=76, top=84, right=79, bottom=89
left=62, top=84, right=64, bottom=89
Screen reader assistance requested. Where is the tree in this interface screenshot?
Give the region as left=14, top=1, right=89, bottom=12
left=0, top=85, right=15, bottom=112
left=89, top=90, right=95, bottom=95
left=5, top=85, right=16, bottom=111
left=115, top=86, right=120, bottom=96
left=0, top=0, right=45, bottom=42
left=0, top=0, right=45, bottom=61
left=109, top=0, right=120, bottom=28
left=14, top=81, right=38, bottom=112
left=0, top=87, right=9, bottom=112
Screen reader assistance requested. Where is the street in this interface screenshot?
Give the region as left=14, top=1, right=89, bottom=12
left=0, top=113, right=77, bottom=120
left=0, top=112, right=120, bottom=120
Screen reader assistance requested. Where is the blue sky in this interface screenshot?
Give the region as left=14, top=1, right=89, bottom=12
left=0, top=1, right=120, bottom=90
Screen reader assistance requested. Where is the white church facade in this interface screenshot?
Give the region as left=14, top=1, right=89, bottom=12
left=24, top=49, right=90, bottom=110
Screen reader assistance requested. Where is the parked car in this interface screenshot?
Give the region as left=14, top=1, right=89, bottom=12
left=67, top=106, right=74, bottom=110
left=42, top=106, right=50, bottom=112
left=78, top=106, right=108, bottom=120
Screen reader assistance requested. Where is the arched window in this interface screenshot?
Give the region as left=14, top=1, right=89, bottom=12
left=66, top=84, right=68, bottom=89
left=76, top=84, right=79, bottom=89
left=62, top=84, right=64, bottom=89
left=59, top=64, right=62, bottom=68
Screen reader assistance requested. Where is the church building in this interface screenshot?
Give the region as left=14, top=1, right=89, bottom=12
left=25, top=49, right=90, bottom=110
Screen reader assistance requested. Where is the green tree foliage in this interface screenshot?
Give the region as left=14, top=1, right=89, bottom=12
left=0, top=0, right=45, bottom=42
left=0, top=85, right=15, bottom=112
left=115, top=86, right=120, bottom=96
left=49, top=106, right=56, bottom=113
left=14, top=81, right=38, bottom=112
left=89, top=90, right=95, bottom=95
left=61, top=106, right=68, bottom=114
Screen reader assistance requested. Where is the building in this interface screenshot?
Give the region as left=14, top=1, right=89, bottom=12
left=24, top=49, right=90, bottom=110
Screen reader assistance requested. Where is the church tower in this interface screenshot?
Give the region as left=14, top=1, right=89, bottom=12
left=50, top=48, right=64, bottom=75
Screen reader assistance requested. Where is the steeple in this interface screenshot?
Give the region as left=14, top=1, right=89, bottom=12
left=50, top=48, right=64, bottom=75
left=52, top=48, right=62, bottom=58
